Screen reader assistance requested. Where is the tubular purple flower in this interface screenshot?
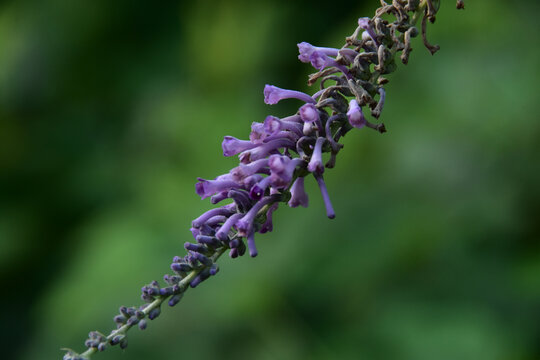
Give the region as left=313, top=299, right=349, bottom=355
left=230, top=159, right=269, bottom=182
left=195, top=177, right=240, bottom=199
left=184, top=242, right=207, bottom=254
left=309, top=50, right=352, bottom=78
left=235, top=195, right=278, bottom=237
left=192, top=204, right=236, bottom=228
left=358, top=17, right=379, bottom=45
left=196, top=235, right=221, bottom=247
left=262, top=130, right=299, bottom=143
left=227, top=189, right=252, bottom=211
left=190, top=227, right=200, bottom=240
left=190, top=251, right=213, bottom=267
left=264, top=84, right=316, bottom=105
left=222, top=136, right=257, bottom=157
left=198, top=223, right=216, bottom=237
left=238, top=138, right=295, bottom=164
left=190, top=268, right=211, bottom=288
left=312, top=89, right=325, bottom=100
left=259, top=203, right=278, bottom=233
left=171, top=262, right=191, bottom=274
left=338, top=48, right=359, bottom=63
left=229, top=247, right=239, bottom=259
left=288, top=177, right=309, bottom=208
left=297, top=42, right=340, bottom=63
left=308, top=137, right=326, bottom=174
left=267, top=154, right=289, bottom=174
left=210, top=191, right=229, bottom=204
left=281, top=114, right=302, bottom=123
left=168, top=295, right=182, bottom=307
left=246, top=231, right=258, bottom=257
left=347, top=99, right=366, bottom=129
left=309, top=51, right=333, bottom=71
left=268, top=156, right=305, bottom=189
left=215, top=213, right=243, bottom=241
left=264, top=115, right=303, bottom=137
left=314, top=173, right=335, bottom=219
left=209, top=263, right=219, bottom=276
left=205, top=215, right=227, bottom=227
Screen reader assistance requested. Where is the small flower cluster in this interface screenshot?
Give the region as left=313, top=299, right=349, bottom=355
left=64, top=1, right=464, bottom=358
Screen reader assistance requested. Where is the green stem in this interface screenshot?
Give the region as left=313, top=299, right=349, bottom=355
left=78, top=247, right=226, bottom=359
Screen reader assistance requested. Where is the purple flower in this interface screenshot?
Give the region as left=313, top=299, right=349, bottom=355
left=215, top=213, right=243, bottom=241
left=227, top=189, right=253, bottom=212
left=264, top=85, right=316, bottom=105
left=222, top=136, right=257, bottom=157
left=288, top=177, right=309, bottom=208
left=314, top=173, right=335, bottom=219
left=308, top=50, right=335, bottom=71
left=238, top=138, right=295, bottom=164
left=259, top=203, right=279, bottom=233
left=196, top=235, right=221, bottom=247
left=338, top=48, right=359, bottom=63
left=190, top=268, right=211, bottom=288
left=308, top=50, right=352, bottom=78
left=262, top=130, right=299, bottom=143
left=299, top=103, right=320, bottom=123
left=191, top=204, right=236, bottom=228
left=195, top=177, right=240, bottom=199
left=246, top=231, right=258, bottom=257
left=358, top=17, right=379, bottom=45
left=190, top=227, right=200, bottom=240
left=297, top=42, right=339, bottom=63
left=230, top=159, right=269, bottom=182
left=190, top=251, right=213, bottom=267
left=346, top=99, right=366, bottom=129
left=281, top=114, right=302, bottom=123
left=210, top=191, right=229, bottom=204
left=264, top=115, right=303, bottom=137
left=268, top=155, right=304, bottom=189
left=235, top=195, right=278, bottom=237
left=307, top=137, right=326, bottom=174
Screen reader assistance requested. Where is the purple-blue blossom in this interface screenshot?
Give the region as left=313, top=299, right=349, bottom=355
left=264, top=85, right=316, bottom=105
left=347, top=99, right=367, bottom=129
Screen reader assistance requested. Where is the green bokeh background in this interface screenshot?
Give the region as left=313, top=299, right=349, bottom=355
left=1, top=0, right=539, bottom=359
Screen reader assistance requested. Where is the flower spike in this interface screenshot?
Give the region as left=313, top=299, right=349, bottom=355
left=65, top=1, right=464, bottom=358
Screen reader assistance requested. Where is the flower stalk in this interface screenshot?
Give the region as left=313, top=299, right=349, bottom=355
left=63, top=1, right=465, bottom=359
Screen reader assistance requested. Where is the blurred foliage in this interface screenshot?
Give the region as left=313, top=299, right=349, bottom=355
left=1, top=0, right=539, bottom=359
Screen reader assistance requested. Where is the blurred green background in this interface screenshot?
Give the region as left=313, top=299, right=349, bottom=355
left=1, top=0, right=539, bottom=359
